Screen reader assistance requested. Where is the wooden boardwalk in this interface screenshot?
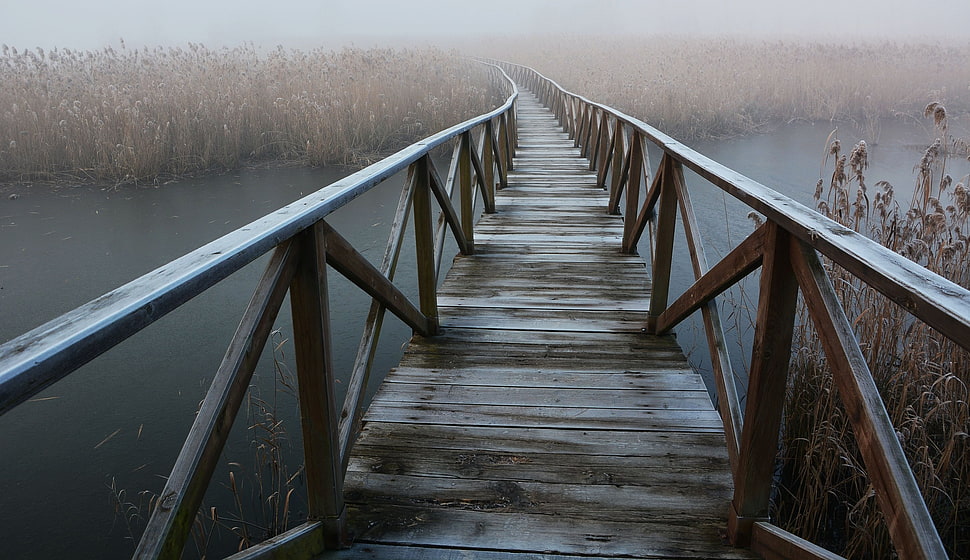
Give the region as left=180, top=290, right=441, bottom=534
left=321, top=90, right=754, bottom=559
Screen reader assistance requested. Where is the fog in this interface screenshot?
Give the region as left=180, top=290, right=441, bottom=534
left=2, top=0, right=970, bottom=51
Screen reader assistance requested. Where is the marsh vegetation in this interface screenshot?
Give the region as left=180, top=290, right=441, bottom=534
left=0, top=43, right=498, bottom=185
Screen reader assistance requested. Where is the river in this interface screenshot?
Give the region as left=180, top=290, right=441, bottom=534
left=0, top=117, right=962, bottom=558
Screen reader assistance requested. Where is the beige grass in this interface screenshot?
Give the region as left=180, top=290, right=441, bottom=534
left=777, top=108, right=969, bottom=558
left=479, top=36, right=970, bottom=140
left=0, top=43, right=499, bottom=185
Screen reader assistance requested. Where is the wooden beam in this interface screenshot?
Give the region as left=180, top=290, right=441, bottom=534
left=289, top=224, right=348, bottom=549
left=790, top=241, right=947, bottom=560
left=481, top=122, right=497, bottom=213
left=338, top=167, right=415, bottom=468
left=459, top=131, right=476, bottom=253
left=466, top=129, right=493, bottom=214
left=729, top=222, right=799, bottom=547
left=596, top=117, right=616, bottom=189
left=752, top=522, right=847, bottom=560
left=413, top=156, right=440, bottom=334
left=655, top=224, right=766, bottom=334
left=320, top=221, right=433, bottom=337
left=645, top=156, right=679, bottom=331
left=223, top=522, right=324, bottom=560
left=620, top=131, right=645, bottom=254
left=133, top=242, right=297, bottom=560
left=622, top=134, right=658, bottom=252
left=427, top=155, right=472, bottom=256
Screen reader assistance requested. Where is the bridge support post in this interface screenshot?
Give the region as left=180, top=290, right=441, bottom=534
left=290, top=223, right=349, bottom=549
left=728, top=223, right=798, bottom=547
left=413, top=155, right=440, bottom=334
left=459, top=132, right=476, bottom=252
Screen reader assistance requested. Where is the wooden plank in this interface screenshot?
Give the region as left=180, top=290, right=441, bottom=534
left=343, top=504, right=751, bottom=559
left=353, top=422, right=730, bottom=457
left=344, top=473, right=734, bottom=519
left=362, top=403, right=723, bottom=432
left=436, top=306, right=646, bottom=332
left=751, top=522, right=847, bottom=560
left=382, top=366, right=705, bottom=390
left=370, top=384, right=715, bottom=410
left=330, top=86, right=751, bottom=560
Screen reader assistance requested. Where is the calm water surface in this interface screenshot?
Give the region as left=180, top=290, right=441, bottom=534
left=0, top=118, right=962, bottom=558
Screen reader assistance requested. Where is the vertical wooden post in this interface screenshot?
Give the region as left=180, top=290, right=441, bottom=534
left=483, top=121, right=497, bottom=211
left=728, top=222, right=799, bottom=547
left=509, top=102, right=518, bottom=153
left=289, top=223, right=348, bottom=549
left=413, top=155, right=440, bottom=334
left=621, top=131, right=644, bottom=254
left=459, top=132, right=476, bottom=251
left=593, top=113, right=610, bottom=174
left=646, top=155, right=678, bottom=332
left=609, top=125, right=627, bottom=207
left=498, top=114, right=513, bottom=175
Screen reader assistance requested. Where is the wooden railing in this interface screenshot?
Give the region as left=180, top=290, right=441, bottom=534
left=503, top=62, right=970, bottom=560
left=0, top=63, right=517, bottom=560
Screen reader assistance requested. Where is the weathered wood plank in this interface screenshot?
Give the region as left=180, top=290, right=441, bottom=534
left=330, top=86, right=750, bottom=560
left=362, top=403, right=724, bottom=432
left=344, top=504, right=750, bottom=559
left=382, top=366, right=705, bottom=390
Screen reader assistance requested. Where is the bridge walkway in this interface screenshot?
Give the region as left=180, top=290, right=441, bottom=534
left=321, top=89, right=753, bottom=559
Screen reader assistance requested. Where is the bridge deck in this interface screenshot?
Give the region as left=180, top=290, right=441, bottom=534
left=321, top=91, right=753, bottom=559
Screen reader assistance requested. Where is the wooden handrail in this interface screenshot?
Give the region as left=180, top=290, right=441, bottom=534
left=0, top=63, right=517, bottom=560
left=500, top=61, right=962, bottom=560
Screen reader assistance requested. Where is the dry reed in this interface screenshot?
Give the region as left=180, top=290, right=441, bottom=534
left=0, top=43, right=498, bottom=185
left=777, top=108, right=969, bottom=559
left=480, top=36, right=970, bottom=141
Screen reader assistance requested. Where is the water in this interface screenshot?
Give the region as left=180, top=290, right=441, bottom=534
left=0, top=164, right=431, bottom=558
left=0, top=118, right=963, bottom=558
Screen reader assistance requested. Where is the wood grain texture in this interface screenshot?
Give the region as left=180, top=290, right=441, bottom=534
left=328, top=88, right=752, bottom=560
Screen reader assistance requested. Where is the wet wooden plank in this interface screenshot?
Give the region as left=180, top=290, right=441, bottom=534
left=329, top=87, right=751, bottom=560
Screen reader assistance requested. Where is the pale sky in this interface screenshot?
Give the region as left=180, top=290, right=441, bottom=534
left=1, top=0, right=969, bottom=51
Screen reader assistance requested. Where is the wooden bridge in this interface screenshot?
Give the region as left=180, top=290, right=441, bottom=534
left=1, top=63, right=968, bottom=560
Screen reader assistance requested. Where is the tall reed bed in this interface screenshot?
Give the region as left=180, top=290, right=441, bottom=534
left=777, top=109, right=969, bottom=558
left=0, top=43, right=498, bottom=185
left=482, top=36, right=970, bottom=140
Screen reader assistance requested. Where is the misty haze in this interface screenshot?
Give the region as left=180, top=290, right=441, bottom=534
left=1, top=1, right=968, bottom=559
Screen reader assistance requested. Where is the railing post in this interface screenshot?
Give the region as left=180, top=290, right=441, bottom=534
left=609, top=123, right=627, bottom=202
left=728, top=222, right=799, bottom=547
left=289, top=222, right=348, bottom=549
left=592, top=112, right=610, bottom=173
left=646, top=155, right=678, bottom=332
left=412, top=155, right=440, bottom=334
left=621, top=131, right=645, bottom=254
left=459, top=131, right=476, bottom=251
left=483, top=121, right=497, bottom=209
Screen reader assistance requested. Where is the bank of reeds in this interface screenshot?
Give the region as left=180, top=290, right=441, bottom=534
left=777, top=108, right=969, bottom=558
left=0, top=43, right=498, bottom=185
left=482, top=36, right=970, bottom=141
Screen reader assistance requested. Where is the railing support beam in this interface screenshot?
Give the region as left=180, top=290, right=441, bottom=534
left=290, top=223, right=348, bottom=549
left=413, top=155, right=440, bottom=334
left=729, top=222, right=799, bottom=547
